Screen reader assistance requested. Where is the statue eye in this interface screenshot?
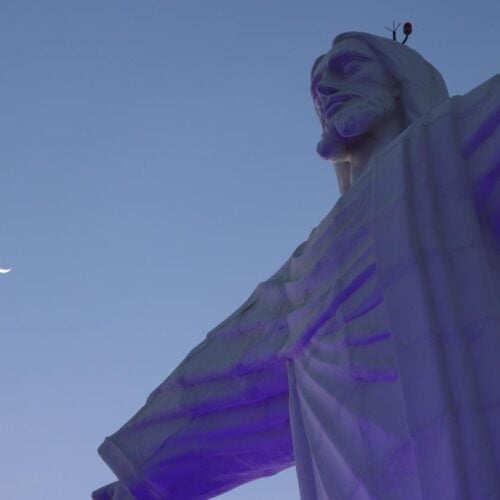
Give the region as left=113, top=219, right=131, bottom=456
left=341, top=59, right=362, bottom=75
left=329, top=52, right=368, bottom=76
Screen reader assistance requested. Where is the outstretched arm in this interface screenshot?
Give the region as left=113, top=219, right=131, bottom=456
left=93, top=263, right=297, bottom=500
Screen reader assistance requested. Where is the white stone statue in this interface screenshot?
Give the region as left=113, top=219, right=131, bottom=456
left=93, top=32, right=500, bottom=499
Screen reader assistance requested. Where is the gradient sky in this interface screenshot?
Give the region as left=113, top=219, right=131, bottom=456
left=1, top=1, right=498, bottom=498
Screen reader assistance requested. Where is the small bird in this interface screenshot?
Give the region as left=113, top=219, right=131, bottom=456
left=0, top=268, right=11, bottom=274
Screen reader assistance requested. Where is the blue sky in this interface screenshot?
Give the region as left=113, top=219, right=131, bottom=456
left=1, top=1, right=498, bottom=498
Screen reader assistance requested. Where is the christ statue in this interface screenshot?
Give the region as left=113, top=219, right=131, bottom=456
left=93, top=32, right=500, bottom=499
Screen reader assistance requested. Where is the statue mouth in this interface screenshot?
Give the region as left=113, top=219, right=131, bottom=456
left=324, top=94, right=353, bottom=119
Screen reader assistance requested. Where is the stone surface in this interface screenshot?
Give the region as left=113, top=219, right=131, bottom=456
left=94, top=32, right=500, bottom=499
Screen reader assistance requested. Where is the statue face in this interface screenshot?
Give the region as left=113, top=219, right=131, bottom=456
left=311, top=38, right=400, bottom=161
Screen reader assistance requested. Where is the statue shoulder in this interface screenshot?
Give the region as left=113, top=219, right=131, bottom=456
left=379, top=76, right=500, bottom=178
left=419, top=75, right=500, bottom=130
left=456, top=75, right=500, bottom=118
left=454, top=76, right=500, bottom=159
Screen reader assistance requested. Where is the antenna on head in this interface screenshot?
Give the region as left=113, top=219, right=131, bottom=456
left=384, top=21, right=401, bottom=41
left=384, top=20, right=412, bottom=44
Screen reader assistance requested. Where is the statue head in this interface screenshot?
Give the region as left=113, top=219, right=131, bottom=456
left=311, top=32, right=449, bottom=169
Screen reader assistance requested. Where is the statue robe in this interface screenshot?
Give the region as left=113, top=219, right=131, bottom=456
left=94, top=75, right=500, bottom=500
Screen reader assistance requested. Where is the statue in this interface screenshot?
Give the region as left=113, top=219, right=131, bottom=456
left=93, top=32, right=500, bottom=499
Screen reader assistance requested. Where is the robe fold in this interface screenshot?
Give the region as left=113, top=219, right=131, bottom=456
left=94, top=75, right=500, bottom=500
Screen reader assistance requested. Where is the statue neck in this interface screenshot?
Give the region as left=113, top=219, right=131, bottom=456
left=334, top=112, right=406, bottom=194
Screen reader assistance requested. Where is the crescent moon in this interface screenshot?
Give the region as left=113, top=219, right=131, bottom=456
left=0, top=268, right=11, bottom=274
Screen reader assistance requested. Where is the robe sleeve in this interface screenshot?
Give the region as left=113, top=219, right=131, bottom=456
left=93, top=258, right=299, bottom=499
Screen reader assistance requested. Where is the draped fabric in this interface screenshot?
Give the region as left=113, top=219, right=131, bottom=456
left=288, top=169, right=419, bottom=500
left=372, top=76, right=500, bottom=498
left=94, top=76, right=500, bottom=499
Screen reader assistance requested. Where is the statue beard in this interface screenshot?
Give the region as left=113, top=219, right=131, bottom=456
left=316, top=95, right=395, bottom=161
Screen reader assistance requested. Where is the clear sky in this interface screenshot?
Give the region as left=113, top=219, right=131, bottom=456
left=1, top=1, right=498, bottom=498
